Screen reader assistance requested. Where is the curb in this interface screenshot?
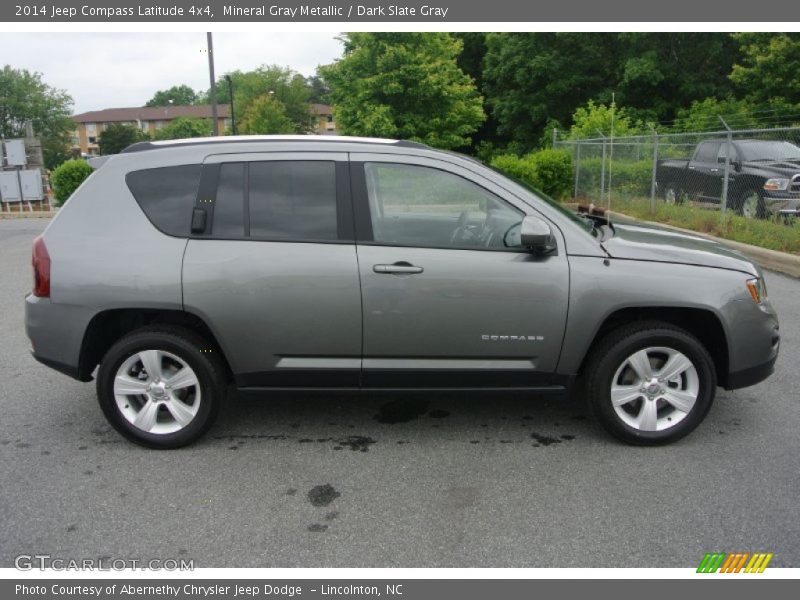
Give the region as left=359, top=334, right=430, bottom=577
left=0, top=211, right=56, bottom=219
left=607, top=211, right=800, bottom=279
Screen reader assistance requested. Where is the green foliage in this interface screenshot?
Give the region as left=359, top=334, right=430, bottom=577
left=304, top=75, right=330, bottom=104
left=153, top=117, right=212, bottom=140
left=482, top=33, right=740, bottom=151
left=145, top=84, right=199, bottom=107
left=239, top=95, right=295, bottom=134
left=576, top=158, right=653, bottom=198
left=319, top=33, right=485, bottom=149
left=50, top=159, right=93, bottom=205
left=0, top=65, right=75, bottom=169
left=569, top=100, right=644, bottom=139
left=671, top=97, right=756, bottom=132
left=731, top=33, right=800, bottom=106
left=491, top=149, right=573, bottom=199
left=98, top=123, right=149, bottom=154
left=205, top=65, right=315, bottom=133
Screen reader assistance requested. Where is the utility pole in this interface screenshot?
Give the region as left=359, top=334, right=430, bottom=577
left=207, top=32, right=219, bottom=136
left=719, top=116, right=732, bottom=217
left=225, top=74, right=236, bottom=135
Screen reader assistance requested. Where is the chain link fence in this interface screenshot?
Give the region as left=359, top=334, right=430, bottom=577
left=554, top=126, right=800, bottom=220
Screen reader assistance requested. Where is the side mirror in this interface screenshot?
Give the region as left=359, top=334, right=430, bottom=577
left=520, top=216, right=557, bottom=254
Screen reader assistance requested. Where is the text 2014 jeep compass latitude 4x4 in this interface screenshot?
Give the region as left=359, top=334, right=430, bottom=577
left=25, top=136, right=780, bottom=448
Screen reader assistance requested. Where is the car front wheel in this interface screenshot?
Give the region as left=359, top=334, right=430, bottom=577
left=585, top=321, right=716, bottom=445
left=96, top=327, right=225, bottom=449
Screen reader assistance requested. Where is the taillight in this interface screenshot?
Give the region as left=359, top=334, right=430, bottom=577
left=32, top=235, right=50, bottom=298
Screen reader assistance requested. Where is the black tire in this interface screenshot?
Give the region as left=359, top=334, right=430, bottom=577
left=96, top=326, right=225, bottom=449
left=662, top=182, right=683, bottom=205
left=584, top=321, right=716, bottom=445
left=733, top=189, right=766, bottom=219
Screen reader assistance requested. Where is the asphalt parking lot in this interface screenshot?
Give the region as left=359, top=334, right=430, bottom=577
left=1, top=217, right=798, bottom=568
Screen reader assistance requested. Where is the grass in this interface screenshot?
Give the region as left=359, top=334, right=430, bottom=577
left=583, top=196, right=800, bottom=255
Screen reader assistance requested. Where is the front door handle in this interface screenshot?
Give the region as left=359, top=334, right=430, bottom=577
left=373, top=262, right=424, bottom=275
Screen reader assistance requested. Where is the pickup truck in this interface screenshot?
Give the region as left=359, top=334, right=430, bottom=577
left=656, top=139, right=800, bottom=219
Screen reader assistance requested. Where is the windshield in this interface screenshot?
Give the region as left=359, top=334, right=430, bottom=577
left=738, top=140, right=800, bottom=162
left=484, top=163, right=598, bottom=237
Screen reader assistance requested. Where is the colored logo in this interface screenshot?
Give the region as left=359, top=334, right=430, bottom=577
left=697, top=552, right=773, bottom=573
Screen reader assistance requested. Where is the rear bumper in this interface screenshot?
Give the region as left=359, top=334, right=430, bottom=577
left=30, top=350, right=83, bottom=380
left=25, top=294, right=92, bottom=382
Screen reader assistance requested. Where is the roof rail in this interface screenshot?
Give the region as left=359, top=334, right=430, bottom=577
left=120, top=135, right=430, bottom=153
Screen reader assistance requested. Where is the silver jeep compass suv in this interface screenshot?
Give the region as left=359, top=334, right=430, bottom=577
left=25, top=136, right=780, bottom=448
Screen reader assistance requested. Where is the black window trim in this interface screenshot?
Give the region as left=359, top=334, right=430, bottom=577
left=193, top=157, right=355, bottom=244
left=349, top=160, right=532, bottom=254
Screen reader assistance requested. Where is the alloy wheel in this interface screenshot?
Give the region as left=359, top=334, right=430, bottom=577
left=113, top=349, right=201, bottom=435
left=609, top=346, right=699, bottom=432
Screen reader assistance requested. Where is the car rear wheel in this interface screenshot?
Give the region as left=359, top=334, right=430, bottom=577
left=96, top=327, right=225, bottom=448
left=584, top=321, right=716, bottom=445
left=663, top=182, right=682, bottom=205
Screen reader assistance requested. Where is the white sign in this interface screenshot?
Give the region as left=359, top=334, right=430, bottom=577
left=20, top=169, right=44, bottom=200
left=5, top=139, right=27, bottom=166
left=0, top=171, right=21, bottom=202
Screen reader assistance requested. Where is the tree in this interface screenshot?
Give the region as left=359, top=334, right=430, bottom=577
left=569, top=100, right=643, bottom=139
left=204, top=65, right=315, bottom=133
left=304, top=75, right=330, bottom=104
left=50, top=159, right=93, bottom=206
left=98, top=123, right=149, bottom=154
left=483, top=34, right=621, bottom=150
left=671, top=97, right=757, bottom=132
left=153, top=117, right=212, bottom=140
left=730, top=33, right=800, bottom=106
left=614, top=33, right=740, bottom=123
left=0, top=65, right=74, bottom=169
left=320, top=33, right=485, bottom=149
left=481, top=33, right=740, bottom=150
left=239, top=95, right=295, bottom=134
left=145, top=84, right=199, bottom=107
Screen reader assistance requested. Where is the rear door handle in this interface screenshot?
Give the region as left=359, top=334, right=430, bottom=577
left=373, top=262, right=424, bottom=275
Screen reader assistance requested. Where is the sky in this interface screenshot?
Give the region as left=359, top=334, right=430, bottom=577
left=0, top=32, right=344, bottom=114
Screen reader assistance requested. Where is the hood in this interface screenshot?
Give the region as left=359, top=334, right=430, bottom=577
left=742, top=159, right=800, bottom=175
left=601, top=219, right=758, bottom=276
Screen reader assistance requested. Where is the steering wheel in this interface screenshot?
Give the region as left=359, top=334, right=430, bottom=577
left=450, top=211, right=482, bottom=246
left=502, top=222, right=522, bottom=248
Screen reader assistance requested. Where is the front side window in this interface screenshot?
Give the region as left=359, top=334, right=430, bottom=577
left=364, top=163, right=524, bottom=250
left=694, top=142, right=721, bottom=163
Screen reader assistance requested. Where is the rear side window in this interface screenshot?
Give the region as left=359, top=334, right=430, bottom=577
left=249, top=161, right=337, bottom=240
left=210, top=160, right=338, bottom=241
left=213, top=163, right=245, bottom=237
left=126, top=165, right=201, bottom=237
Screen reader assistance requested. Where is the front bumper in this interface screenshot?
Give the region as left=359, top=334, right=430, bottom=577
left=726, top=354, right=778, bottom=390
left=763, top=191, right=800, bottom=215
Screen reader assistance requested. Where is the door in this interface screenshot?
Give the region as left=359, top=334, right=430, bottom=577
left=350, top=155, right=570, bottom=389
left=182, top=152, right=362, bottom=388
left=689, top=141, right=722, bottom=200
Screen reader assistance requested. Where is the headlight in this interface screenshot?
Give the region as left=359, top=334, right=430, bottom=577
left=746, top=277, right=768, bottom=304
left=763, top=178, right=790, bottom=191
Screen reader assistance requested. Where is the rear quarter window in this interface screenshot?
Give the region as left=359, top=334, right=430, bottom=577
left=126, top=164, right=202, bottom=237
